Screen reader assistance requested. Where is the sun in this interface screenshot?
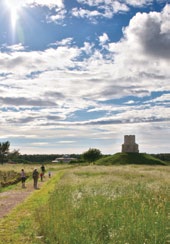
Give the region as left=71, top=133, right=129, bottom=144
left=5, top=0, right=23, bottom=29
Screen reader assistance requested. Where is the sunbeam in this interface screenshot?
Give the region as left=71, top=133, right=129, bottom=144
left=5, top=0, right=23, bottom=29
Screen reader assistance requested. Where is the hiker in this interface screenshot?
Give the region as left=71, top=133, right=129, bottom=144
left=48, top=171, right=51, bottom=178
left=41, top=164, right=45, bottom=174
left=40, top=172, right=43, bottom=182
left=21, top=169, right=26, bottom=188
left=40, top=164, right=46, bottom=180
left=32, top=168, right=39, bottom=189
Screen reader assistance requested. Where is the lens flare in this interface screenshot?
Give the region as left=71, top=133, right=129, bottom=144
left=5, top=0, right=23, bottom=29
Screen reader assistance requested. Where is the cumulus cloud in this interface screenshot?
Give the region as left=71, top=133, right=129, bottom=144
left=109, top=4, right=170, bottom=60
left=0, top=45, right=81, bottom=75
left=1, top=11, right=169, bottom=127
left=127, top=6, right=170, bottom=59
left=72, top=1, right=129, bottom=20
left=0, top=2, right=169, bottom=154
left=107, top=4, right=170, bottom=98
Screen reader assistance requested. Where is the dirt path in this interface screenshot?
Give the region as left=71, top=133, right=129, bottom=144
left=0, top=178, right=46, bottom=218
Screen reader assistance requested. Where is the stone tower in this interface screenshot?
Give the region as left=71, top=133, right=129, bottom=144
left=122, top=135, right=139, bottom=153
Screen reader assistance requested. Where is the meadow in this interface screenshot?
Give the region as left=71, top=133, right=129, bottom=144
left=0, top=163, right=169, bottom=244
left=36, top=164, right=169, bottom=244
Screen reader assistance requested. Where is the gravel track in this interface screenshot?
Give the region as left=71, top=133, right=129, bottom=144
left=0, top=179, right=45, bottom=218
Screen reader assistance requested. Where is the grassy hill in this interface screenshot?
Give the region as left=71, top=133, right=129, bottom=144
left=95, top=153, right=167, bottom=166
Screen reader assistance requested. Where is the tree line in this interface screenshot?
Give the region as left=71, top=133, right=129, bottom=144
left=0, top=142, right=102, bottom=164
left=0, top=141, right=169, bottom=164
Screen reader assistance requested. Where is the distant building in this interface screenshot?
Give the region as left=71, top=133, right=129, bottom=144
left=52, top=155, right=77, bottom=163
left=7, top=161, right=16, bottom=164
left=122, top=135, right=139, bottom=153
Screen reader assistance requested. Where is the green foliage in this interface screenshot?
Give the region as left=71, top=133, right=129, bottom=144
left=0, top=141, right=21, bottom=164
left=8, top=149, right=20, bottom=162
left=0, top=141, right=10, bottom=164
left=95, top=152, right=167, bottom=165
left=14, top=154, right=81, bottom=164
left=151, top=153, right=170, bottom=163
left=82, top=148, right=102, bottom=163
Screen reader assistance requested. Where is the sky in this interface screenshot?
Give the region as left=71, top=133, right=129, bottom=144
left=0, top=0, right=170, bottom=155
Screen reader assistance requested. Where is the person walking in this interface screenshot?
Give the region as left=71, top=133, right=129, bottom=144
left=40, top=172, right=43, bottom=182
left=41, top=164, right=45, bottom=174
left=32, top=168, right=39, bottom=189
left=21, top=169, right=26, bottom=188
left=48, top=171, right=51, bottom=178
left=40, top=164, right=46, bottom=180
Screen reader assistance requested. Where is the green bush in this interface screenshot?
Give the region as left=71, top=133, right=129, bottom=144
left=82, top=148, right=102, bottom=163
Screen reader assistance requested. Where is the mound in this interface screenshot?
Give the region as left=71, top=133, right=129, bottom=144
left=95, top=153, right=167, bottom=166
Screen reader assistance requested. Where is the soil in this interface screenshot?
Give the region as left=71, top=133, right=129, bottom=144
left=0, top=179, right=45, bottom=218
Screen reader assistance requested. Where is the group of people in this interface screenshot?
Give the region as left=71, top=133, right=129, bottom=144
left=20, top=164, right=51, bottom=189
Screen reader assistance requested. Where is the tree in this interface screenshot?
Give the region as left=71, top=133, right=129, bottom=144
left=8, top=149, right=20, bottom=162
left=0, top=141, right=10, bottom=164
left=82, top=148, right=102, bottom=163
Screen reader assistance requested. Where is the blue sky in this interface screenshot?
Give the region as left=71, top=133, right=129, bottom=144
left=0, top=0, right=169, bottom=155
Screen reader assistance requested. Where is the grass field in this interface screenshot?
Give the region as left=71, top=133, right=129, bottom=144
left=36, top=164, right=169, bottom=244
left=0, top=163, right=169, bottom=244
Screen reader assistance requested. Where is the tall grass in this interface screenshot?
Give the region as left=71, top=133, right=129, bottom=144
left=35, top=165, right=169, bottom=244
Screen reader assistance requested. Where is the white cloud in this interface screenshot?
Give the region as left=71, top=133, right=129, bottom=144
left=24, top=0, right=64, bottom=8
left=126, top=8, right=170, bottom=59
left=99, top=33, right=109, bottom=45
left=47, top=8, right=67, bottom=23
left=3, top=0, right=64, bottom=10
left=0, top=4, right=170, bottom=154
left=0, top=44, right=81, bottom=76
left=72, top=7, right=102, bottom=21
left=53, top=38, right=73, bottom=47
left=0, top=5, right=169, bottom=117
left=3, top=0, right=65, bottom=24
left=81, top=42, right=94, bottom=55
left=58, top=141, right=76, bottom=144
left=31, top=142, right=49, bottom=145
left=122, top=4, right=170, bottom=60
left=148, top=93, right=170, bottom=103
left=126, top=0, right=153, bottom=7
left=161, top=4, right=170, bottom=34
left=77, top=0, right=129, bottom=10
left=108, top=4, right=170, bottom=92
left=3, top=43, right=25, bottom=51
left=72, top=1, right=129, bottom=20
